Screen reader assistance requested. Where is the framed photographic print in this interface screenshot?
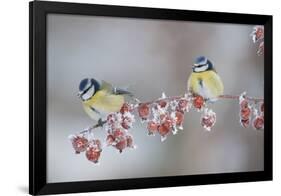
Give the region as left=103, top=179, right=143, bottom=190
left=29, top=1, right=272, bottom=195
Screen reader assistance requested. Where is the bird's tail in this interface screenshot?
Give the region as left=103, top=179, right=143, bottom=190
left=114, top=82, right=136, bottom=97
left=114, top=87, right=134, bottom=97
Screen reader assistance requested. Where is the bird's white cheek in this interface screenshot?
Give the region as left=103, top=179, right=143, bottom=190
left=82, top=87, right=94, bottom=101
left=194, top=65, right=208, bottom=72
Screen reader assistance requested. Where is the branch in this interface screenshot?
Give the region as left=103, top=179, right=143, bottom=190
left=219, top=94, right=264, bottom=102
left=78, top=92, right=264, bottom=135
left=71, top=91, right=264, bottom=163
left=71, top=92, right=264, bottom=163
left=79, top=120, right=107, bottom=134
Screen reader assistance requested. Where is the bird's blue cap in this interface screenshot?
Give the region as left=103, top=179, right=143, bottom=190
left=79, top=78, right=90, bottom=91
left=194, top=56, right=207, bottom=65
left=79, top=78, right=100, bottom=92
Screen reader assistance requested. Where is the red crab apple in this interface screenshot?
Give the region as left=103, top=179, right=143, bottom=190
left=178, top=99, right=188, bottom=111
left=240, top=107, right=251, bottom=120
left=86, top=147, right=101, bottom=163
left=138, top=103, right=150, bottom=119
left=115, top=137, right=127, bottom=153
left=201, top=110, right=216, bottom=131
left=158, top=124, right=170, bottom=136
left=175, top=111, right=184, bottom=126
left=113, top=129, right=125, bottom=138
left=193, top=95, right=204, bottom=109
left=106, top=134, right=115, bottom=146
left=71, top=136, right=88, bottom=154
left=158, top=118, right=172, bottom=136
left=120, top=103, right=131, bottom=114
left=121, top=116, right=132, bottom=130
left=252, top=116, right=264, bottom=130
left=147, top=121, right=159, bottom=135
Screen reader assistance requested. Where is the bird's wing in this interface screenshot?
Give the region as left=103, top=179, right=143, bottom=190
left=204, top=71, right=224, bottom=96
left=101, top=80, right=133, bottom=96
left=89, top=90, right=125, bottom=112
left=101, top=80, right=114, bottom=92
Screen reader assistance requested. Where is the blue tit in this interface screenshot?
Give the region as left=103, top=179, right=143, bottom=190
left=187, top=56, right=224, bottom=101
left=78, top=78, right=133, bottom=124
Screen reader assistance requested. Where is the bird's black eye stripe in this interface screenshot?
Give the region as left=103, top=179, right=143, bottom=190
left=195, top=63, right=208, bottom=68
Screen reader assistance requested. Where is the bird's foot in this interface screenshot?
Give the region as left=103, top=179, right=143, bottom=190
left=97, top=119, right=107, bottom=127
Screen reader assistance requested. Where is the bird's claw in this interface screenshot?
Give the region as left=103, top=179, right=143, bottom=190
left=97, top=119, right=107, bottom=127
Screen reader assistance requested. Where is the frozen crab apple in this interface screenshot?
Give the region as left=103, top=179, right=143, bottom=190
left=115, top=137, right=128, bottom=153
left=177, top=99, right=189, bottom=112
left=239, top=95, right=252, bottom=128
left=158, top=117, right=173, bottom=137
left=240, top=107, right=251, bottom=120
left=85, top=139, right=102, bottom=163
left=138, top=103, right=150, bottom=120
left=174, top=111, right=184, bottom=126
left=252, top=116, right=264, bottom=130
left=70, top=135, right=88, bottom=154
left=147, top=121, right=159, bottom=135
left=193, top=95, right=205, bottom=109
left=201, top=109, right=216, bottom=131
left=86, top=147, right=101, bottom=163
left=106, top=128, right=135, bottom=153
left=120, top=103, right=131, bottom=114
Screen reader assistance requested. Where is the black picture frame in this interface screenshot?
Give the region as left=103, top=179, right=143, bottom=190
left=29, top=1, right=273, bottom=195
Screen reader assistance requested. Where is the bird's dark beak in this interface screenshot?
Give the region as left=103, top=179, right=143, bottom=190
left=77, top=92, right=82, bottom=98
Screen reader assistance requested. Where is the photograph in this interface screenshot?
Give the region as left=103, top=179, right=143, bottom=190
left=46, top=13, right=265, bottom=183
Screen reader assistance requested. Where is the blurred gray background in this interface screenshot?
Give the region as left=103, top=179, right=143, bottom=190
left=47, top=14, right=264, bottom=183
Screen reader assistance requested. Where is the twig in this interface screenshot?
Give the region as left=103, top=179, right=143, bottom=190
left=133, top=96, right=183, bottom=107
left=79, top=120, right=106, bottom=134
left=219, top=94, right=263, bottom=102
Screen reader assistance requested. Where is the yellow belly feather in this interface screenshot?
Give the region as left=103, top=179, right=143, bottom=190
left=82, top=90, right=125, bottom=120
left=187, top=70, right=224, bottom=99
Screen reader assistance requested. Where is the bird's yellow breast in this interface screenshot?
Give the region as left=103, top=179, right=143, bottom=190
left=187, top=70, right=224, bottom=99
